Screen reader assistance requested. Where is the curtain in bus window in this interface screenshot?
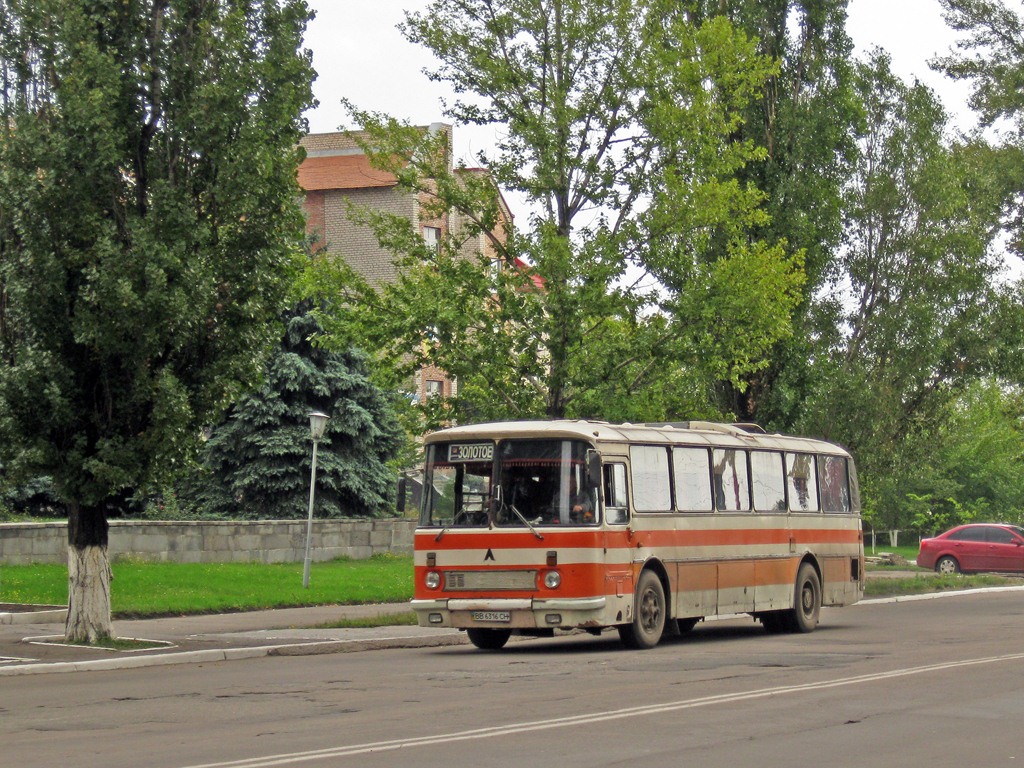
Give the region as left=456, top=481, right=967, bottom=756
left=786, top=453, right=819, bottom=511
left=673, top=447, right=713, bottom=511
left=751, top=451, right=786, bottom=512
left=629, top=445, right=672, bottom=512
left=713, top=448, right=750, bottom=511
left=817, top=455, right=851, bottom=513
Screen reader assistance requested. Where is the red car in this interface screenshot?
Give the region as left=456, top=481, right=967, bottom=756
left=917, top=523, right=1024, bottom=574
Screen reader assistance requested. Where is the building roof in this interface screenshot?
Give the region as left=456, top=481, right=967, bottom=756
left=297, top=153, right=397, bottom=191
left=514, top=257, right=546, bottom=291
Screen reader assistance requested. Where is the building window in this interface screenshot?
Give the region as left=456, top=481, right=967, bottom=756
left=425, top=379, right=443, bottom=399
left=423, top=226, right=441, bottom=254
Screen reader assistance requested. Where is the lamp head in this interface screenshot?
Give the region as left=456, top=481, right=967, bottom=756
left=308, top=411, right=329, bottom=441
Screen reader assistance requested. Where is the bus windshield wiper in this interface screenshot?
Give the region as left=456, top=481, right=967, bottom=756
left=507, top=502, right=543, bottom=540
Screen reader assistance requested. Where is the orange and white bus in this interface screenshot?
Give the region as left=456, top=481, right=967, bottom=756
left=411, top=420, right=864, bottom=650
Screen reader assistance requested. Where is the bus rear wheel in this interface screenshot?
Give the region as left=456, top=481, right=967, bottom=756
left=466, top=628, right=511, bottom=650
left=618, top=570, right=666, bottom=650
left=788, top=563, right=821, bottom=633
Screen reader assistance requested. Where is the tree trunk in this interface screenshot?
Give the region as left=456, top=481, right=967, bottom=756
left=65, top=502, right=114, bottom=643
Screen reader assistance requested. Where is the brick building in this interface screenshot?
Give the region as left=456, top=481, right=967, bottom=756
left=298, top=126, right=513, bottom=405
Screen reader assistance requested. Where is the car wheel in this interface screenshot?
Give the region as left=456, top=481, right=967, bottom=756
left=935, top=556, right=960, bottom=575
left=466, top=628, right=511, bottom=650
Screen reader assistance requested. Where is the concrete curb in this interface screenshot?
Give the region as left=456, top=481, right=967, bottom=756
left=0, top=608, right=66, bottom=625
left=0, top=632, right=469, bottom=677
left=857, top=584, right=1024, bottom=605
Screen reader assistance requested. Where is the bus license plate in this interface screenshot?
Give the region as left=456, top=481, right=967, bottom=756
left=471, top=611, right=511, bottom=622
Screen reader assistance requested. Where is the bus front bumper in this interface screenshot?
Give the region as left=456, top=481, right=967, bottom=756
left=411, top=597, right=611, bottom=631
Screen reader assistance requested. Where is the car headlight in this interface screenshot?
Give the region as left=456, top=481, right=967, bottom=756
left=544, top=570, right=561, bottom=589
left=425, top=571, right=441, bottom=590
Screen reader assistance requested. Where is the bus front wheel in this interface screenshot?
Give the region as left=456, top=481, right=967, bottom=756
left=618, top=570, right=666, bottom=650
left=466, top=628, right=511, bottom=650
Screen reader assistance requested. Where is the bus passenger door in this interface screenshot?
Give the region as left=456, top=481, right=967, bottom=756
left=603, top=462, right=633, bottom=607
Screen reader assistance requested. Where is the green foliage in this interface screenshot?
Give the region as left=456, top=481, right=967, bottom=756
left=0, top=1, right=316, bottom=522
left=314, top=0, right=804, bottom=429
left=182, top=306, right=405, bottom=519
left=690, top=1, right=860, bottom=424
left=905, top=381, right=1024, bottom=532
left=791, top=51, right=1018, bottom=533
left=935, top=1, right=1024, bottom=256
left=0, top=475, right=61, bottom=519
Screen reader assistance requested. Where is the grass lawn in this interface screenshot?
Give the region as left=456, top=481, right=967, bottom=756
left=4, top=545, right=1021, bottom=617
left=862, top=542, right=1024, bottom=595
left=0, top=553, right=413, bottom=618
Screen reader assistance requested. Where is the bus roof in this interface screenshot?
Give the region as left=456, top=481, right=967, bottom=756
left=423, top=420, right=851, bottom=457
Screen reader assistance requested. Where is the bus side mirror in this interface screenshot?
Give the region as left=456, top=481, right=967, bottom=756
left=586, top=450, right=601, bottom=488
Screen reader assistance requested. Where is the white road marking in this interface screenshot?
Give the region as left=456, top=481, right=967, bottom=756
left=180, top=651, right=1024, bottom=768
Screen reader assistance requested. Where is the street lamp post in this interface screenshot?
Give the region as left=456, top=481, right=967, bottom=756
left=303, top=411, right=330, bottom=589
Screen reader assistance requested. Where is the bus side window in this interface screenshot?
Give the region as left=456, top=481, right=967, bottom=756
left=751, top=451, right=786, bottom=512
left=786, top=452, right=820, bottom=512
left=713, top=448, right=750, bottom=511
left=604, top=463, right=629, bottom=524
left=818, top=455, right=851, bottom=513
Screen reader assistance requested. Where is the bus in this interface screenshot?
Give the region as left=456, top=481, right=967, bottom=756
left=411, top=420, right=864, bottom=650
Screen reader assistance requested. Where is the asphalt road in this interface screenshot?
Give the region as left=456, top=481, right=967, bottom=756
left=5, top=590, right=1024, bottom=768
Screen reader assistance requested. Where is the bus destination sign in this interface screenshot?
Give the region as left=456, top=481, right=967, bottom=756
left=448, top=443, right=494, bottom=463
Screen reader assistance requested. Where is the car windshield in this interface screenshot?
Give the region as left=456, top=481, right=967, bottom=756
left=420, top=438, right=599, bottom=527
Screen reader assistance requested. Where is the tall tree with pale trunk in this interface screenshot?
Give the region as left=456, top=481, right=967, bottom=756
left=0, top=0, right=315, bottom=642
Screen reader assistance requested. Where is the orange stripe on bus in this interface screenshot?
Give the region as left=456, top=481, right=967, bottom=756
left=416, top=528, right=861, bottom=554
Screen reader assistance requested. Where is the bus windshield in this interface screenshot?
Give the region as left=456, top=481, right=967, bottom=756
left=421, top=438, right=599, bottom=527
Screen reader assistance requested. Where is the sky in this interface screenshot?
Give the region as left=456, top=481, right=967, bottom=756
left=301, top=0, right=978, bottom=165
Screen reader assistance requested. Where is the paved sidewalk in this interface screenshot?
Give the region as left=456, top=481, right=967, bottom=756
left=0, top=603, right=467, bottom=677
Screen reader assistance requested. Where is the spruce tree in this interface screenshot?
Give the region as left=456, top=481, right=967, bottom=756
left=188, top=306, right=404, bottom=519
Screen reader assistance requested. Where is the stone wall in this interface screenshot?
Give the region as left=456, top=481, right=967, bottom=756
left=0, top=519, right=416, bottom=566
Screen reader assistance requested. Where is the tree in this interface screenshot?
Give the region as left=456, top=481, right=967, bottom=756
left=685, top=1, right=860, bottom=426
left=935, top=0, right=1024, bottom=257
left=318, top=0, right=805, bottom=427
left=0, top=1, right=315, bottom=642
left=911, top=380, right=1024, bottom=532
left=185, top=305, right=405, bottom=520
left=795, top=51, right=1009, bottom=531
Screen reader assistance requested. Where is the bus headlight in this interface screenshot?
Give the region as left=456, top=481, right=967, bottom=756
left=544, top=570, right=561, bottom=589
left=425, top=571, right=441, bottom=590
